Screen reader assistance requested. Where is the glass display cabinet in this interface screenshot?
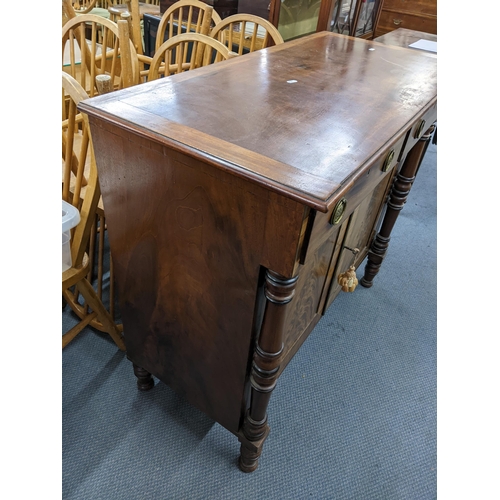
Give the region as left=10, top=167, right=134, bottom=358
left=329, top=0, right=383, bottom=38
left=237, top=0, right=383, bottom=41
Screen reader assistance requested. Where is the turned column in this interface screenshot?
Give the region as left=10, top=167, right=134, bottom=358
left=132, top=362, right=155, bottom=391
left=361, top=124, right=436, bottom=287
left=238, top=270, right=299, bottom=472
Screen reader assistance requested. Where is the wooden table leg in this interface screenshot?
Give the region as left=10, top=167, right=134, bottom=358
left=133, top=363, right=155, bottom=391
left=238, top=270, right=299, bottom=472
left=360, top=124, right=436, bottom=288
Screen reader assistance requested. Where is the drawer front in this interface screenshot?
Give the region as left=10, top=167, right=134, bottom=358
left=380, top=0, right=437, bottom=17
left=322, top=172, right=393, bottom=312
left=305, top=133, right=406, bottom=260
left=376, top=10, right=437, bottom=36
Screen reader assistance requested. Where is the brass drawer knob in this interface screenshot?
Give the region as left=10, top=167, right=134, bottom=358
left=330, top=198, right=347, bottom=225
left=382, top=149, right=395, bottom=172
left=393, top=18, right=402, bottom=25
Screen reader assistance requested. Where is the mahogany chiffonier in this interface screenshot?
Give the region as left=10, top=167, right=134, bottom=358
left=80, top=31, right=437, bottom=472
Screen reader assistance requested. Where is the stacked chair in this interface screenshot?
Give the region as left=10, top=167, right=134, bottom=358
left=61, top=0, right=285, bottom=350
left=62, top=72, right=126, bottom=351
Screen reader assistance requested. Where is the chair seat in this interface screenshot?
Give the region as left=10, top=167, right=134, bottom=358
left=62, top=253, right=90, bottom=290
left=108, top=2, right=160, bottom=20
left=77, top=7, right=111, bottom=19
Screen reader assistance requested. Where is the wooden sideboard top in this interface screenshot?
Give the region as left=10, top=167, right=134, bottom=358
left=374, top=28, right=437, bottom=50
left=80, top=32, right=437, bottom=213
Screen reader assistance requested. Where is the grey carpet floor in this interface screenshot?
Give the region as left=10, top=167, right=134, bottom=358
left=62, top=142, right=437, bottom=500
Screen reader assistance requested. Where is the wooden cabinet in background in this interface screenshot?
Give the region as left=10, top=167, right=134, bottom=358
left=374, top=0, right=437, bottom=38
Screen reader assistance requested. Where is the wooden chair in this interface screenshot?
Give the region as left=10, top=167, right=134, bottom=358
left=120, top=0, right=221, bottom=80
left=108, top=0, right=160, bottom=58
left=63, top=13, right=139, bottom=97
left=147, top=32, right=237, bottom=80
left=65, top=0, right=113, bottom=22
left=62, top=71, right=125, bottom=351
left=116, top=0, right=159, bottom=80
left=210, top=13, right=284, bottom=55
left=155, top=0, right=220, bottom=53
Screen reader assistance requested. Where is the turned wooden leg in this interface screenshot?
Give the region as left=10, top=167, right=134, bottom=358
left=361, top=125, right=436, bottom=288
left=133, top=363, right=155, bottom=391
left=238, top=270, right=299, bottom=472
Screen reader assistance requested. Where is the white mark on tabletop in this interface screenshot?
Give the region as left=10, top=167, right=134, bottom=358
left=287, top=79, right=298, bottom=83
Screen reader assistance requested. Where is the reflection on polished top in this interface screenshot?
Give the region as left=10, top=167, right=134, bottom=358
left=80, top=32, right=437, bottom=212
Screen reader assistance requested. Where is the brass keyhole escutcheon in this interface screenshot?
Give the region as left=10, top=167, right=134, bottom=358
left=415, top=119, right=426, bottom=138
left=330, top=198, right=347, bottom=225
left=382, top=149, right=395, bottom=172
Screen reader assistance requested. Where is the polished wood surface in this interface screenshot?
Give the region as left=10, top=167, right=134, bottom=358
left=374, top=27, right=437, bottom=49
left=83, top=32, right=436, bottom=212
left=80, top=31, right=437, bottom=470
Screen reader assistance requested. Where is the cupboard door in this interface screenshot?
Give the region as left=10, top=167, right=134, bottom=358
left=323, top=173, right=393, bottom=312
left=277, top=0, right=323, bottom=41
left=330, top=0, right=382, bottom=38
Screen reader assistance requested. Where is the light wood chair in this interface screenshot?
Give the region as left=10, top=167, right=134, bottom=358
left=63, top=13, right=139, bottom=97
left=155, top=0, right=220, bottom=53
left=62, top=71, right=125, bottom=351
left=147, top=32, right=237, bottom=80
left=65, top=0, right=113, bottom=21
left=108, top=0, right=160, bottom=59
left=63, top=8, right=133, bottom=336
left=116, top=0, right=158, bottom=80
left=121, top=0, right=222, bottom=80
left=210, top=13, right=284, bottom=55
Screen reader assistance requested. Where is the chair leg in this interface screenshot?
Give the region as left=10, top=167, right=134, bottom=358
left=62, top=310, right=98, bottom=349
left=75, top=278, right=126, bottom=351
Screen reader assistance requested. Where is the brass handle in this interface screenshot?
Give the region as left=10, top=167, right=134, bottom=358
left=382, top=149, right=395, bottom=172
left=330, top=198, right=347, bottom=225
left=393, top=18, right=402, bottom=25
